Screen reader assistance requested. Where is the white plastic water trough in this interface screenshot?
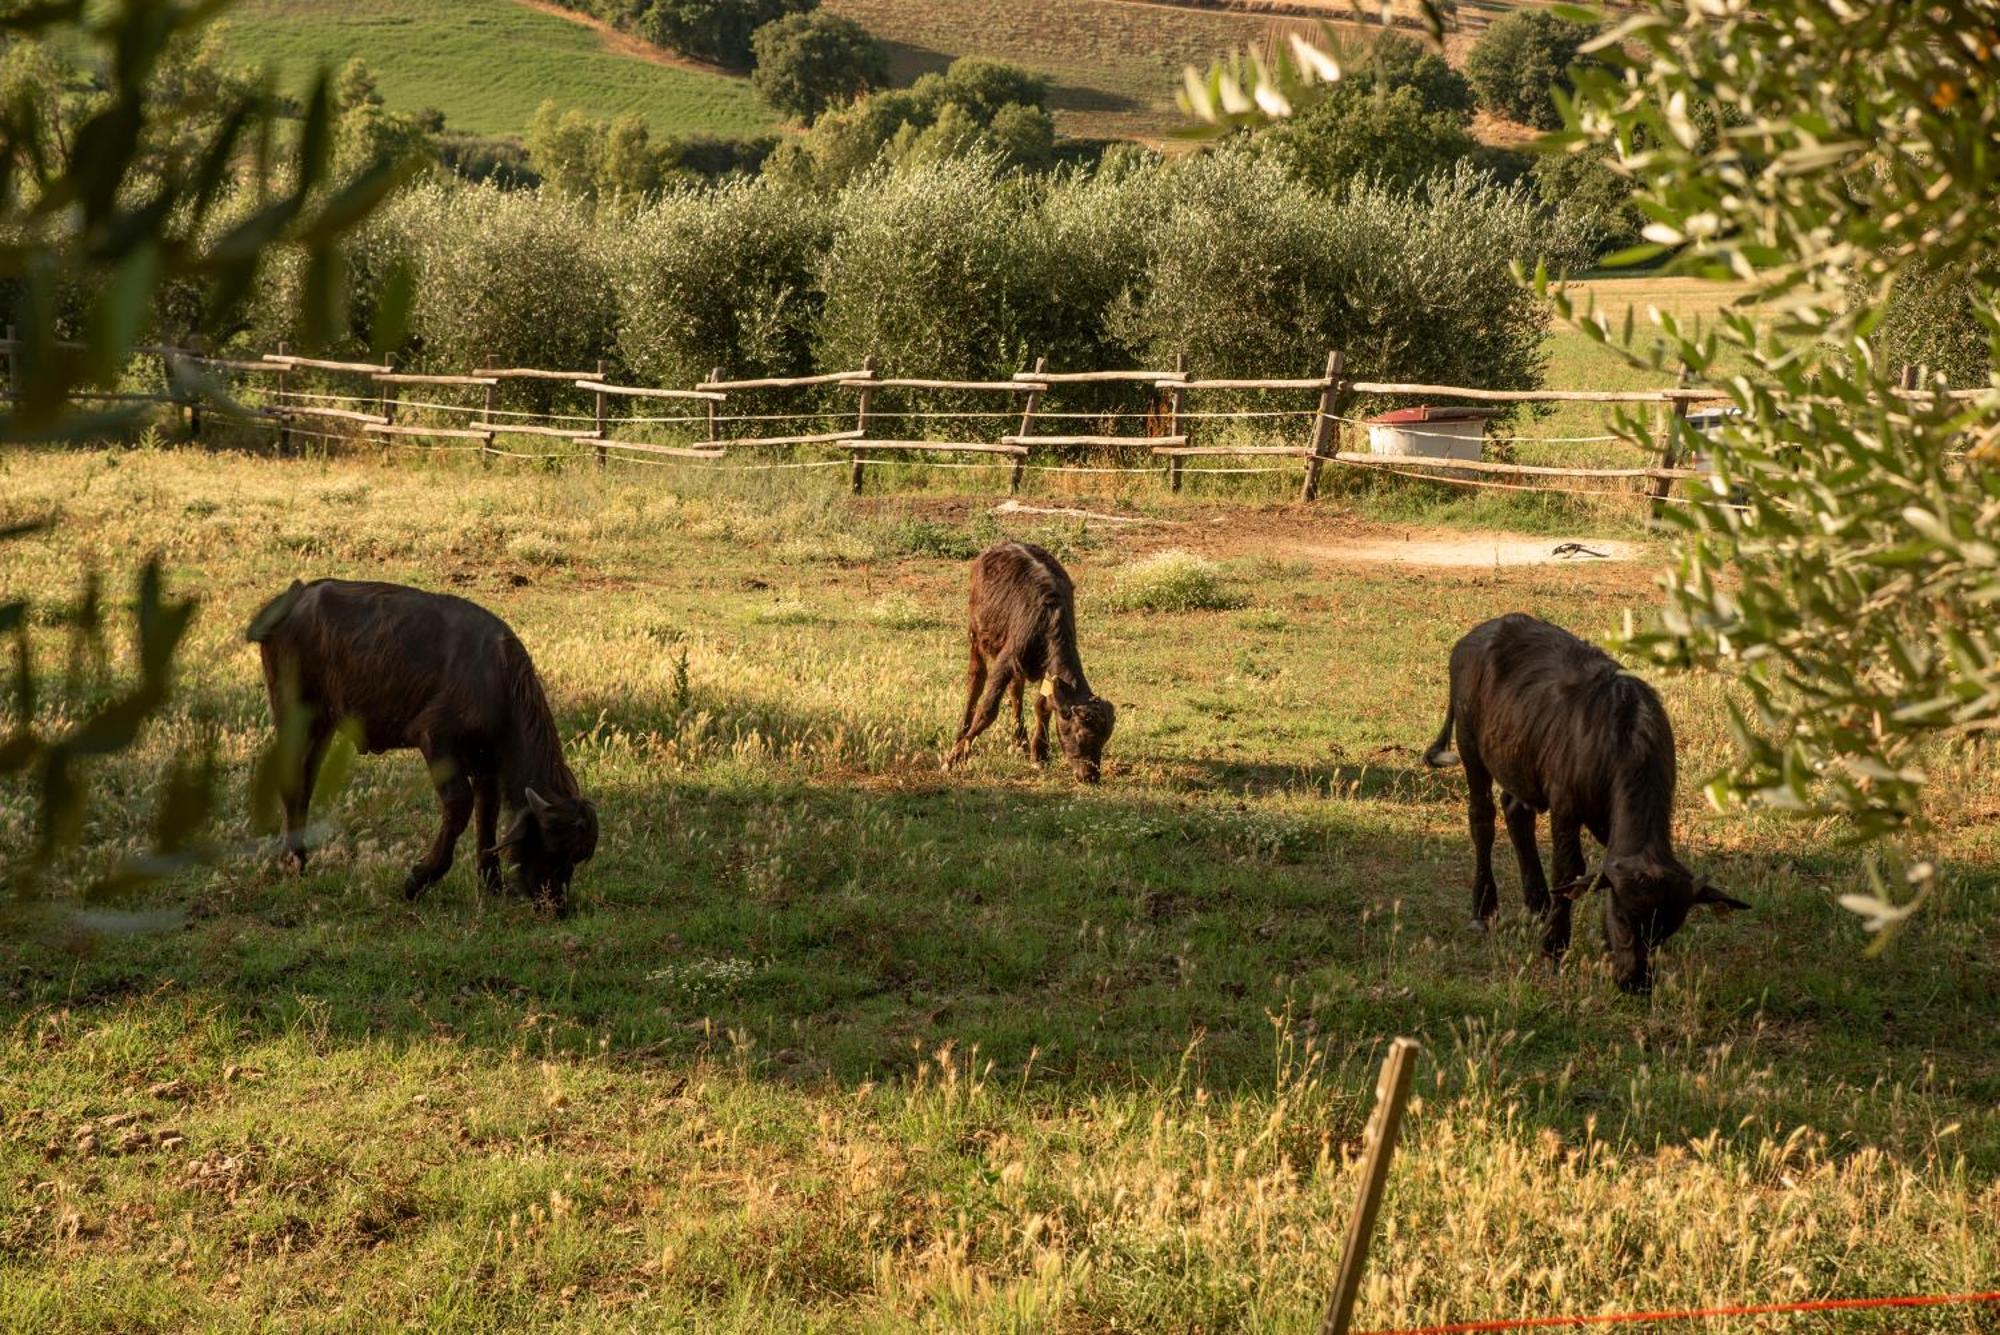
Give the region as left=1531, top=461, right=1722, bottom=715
left=1365, top=405, right=1503, bottom=461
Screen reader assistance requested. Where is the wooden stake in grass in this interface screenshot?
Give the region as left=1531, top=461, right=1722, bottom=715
left=1300, top=349, right=1344, bottom=504
left=1014, top=355, right=1046, bottom=496
left=1319, top=1036, right=1419, bottom=1335
left=851, top=353, right=877, bottom=496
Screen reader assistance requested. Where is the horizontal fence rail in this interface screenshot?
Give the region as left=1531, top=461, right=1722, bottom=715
left=10, top=330, right=1989, bottom=503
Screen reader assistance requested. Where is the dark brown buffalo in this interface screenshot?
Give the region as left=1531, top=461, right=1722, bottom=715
left=1424, top=612, right=1746, bottom=992
left=945, top=541, right=1115, bottom=782
left=247, top=579, right=597, bottom=912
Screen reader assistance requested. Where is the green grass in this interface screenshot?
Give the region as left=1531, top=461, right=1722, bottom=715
left=2, top=442, right=1995, bottom=1329
left=214, top=0, right=775, bottom=139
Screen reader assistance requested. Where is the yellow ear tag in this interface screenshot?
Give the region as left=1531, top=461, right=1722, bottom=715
left=1039, top=677, right=1056, bottom=700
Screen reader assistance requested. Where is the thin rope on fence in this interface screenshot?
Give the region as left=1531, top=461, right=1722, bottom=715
left=1354, top=1288, right=2000, bottom=1335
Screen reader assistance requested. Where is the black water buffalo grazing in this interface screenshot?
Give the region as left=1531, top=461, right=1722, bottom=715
left=247, top=579, right=598, bottom=913
left=1423, top=613, right=1746, bottom=992
left=945, top=540, right=1115, bottom=783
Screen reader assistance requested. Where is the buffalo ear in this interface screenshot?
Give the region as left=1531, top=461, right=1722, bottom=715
left=1693, top=879, right=1750, bottom=916
left=488, top=808, right=534, bottom=857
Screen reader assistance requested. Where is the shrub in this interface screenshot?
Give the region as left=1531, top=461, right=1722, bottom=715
left=1534, top=144, right=1641, bottom=257
left=815, top=157, right=1049, bottom=381
left=616, top=177, right=831, bottom=386
left=1105, top=551, right=1245, bottom=613
left=1861, top=260, right=1993, bottom=388
left=1364, top=32, right=1474, bottom=118
left=751, top=12, right=887, bottom=123
left=1252, top=83, right=1476, bottom=194
left=1463, top=10, right=1596, bottom=130
left=1113, top=155, right=1578, bottom=386
left=401, top=182, right=618, bottom=373
left=764, top=56, right=1055, bottom=189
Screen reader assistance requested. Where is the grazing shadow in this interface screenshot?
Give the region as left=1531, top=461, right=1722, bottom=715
left=6, top=688, right=1997, bottom=1166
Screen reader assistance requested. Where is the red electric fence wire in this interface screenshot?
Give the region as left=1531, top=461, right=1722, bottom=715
left=1355, top=1289, right=2000, bottom=1335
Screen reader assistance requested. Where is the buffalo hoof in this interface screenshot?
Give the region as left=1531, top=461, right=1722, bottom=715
left=476, top=859, right=503, bottom=896
left=1466, top=916, right=1492, bottom=934
left=402, top=868, right=435, bottom=901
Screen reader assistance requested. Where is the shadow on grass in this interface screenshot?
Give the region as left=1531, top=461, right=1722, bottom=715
left=8, top=739, right=2000, bottom=1169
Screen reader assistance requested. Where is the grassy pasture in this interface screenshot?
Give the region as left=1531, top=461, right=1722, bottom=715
left=1, top=440, right=1995, bottom=1330
left=211, top=0, right=774, bottom=139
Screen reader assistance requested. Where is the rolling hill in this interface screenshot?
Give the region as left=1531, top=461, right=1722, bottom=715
left=213, top=0, right=776, bottom=140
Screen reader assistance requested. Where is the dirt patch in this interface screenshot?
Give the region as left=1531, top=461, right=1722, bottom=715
left=1296, top=532, right=1638, bottom=568
left=511, top=0, right=741, bottom=78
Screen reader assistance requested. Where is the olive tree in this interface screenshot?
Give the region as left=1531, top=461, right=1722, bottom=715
left=1545, top=1, right=2000, bottom=930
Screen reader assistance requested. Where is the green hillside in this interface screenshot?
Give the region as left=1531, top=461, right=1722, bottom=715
left=215, top=0, right=776, bottom=139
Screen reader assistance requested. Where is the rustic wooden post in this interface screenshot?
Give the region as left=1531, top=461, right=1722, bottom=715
left=850, top=353, right=877, bottom=495
left=481, top=354, right=496, bottom=468
left=183, top=335, right=203, bottom=440
left=274, top=339, right=291, bottom=456
left=593, top=357, right=608, bottom=469
left=378, top=373, right=397, bottom=458
left=706, top=364, right=722, bottom=446
left=1300, top=350, right=1345, bottom=503
left=1649, top=366, right=1694, bottom=511
left=1012, top=355, right=1046, bottom=495
left=1167, top=351, right=1188, bottom=494
left=1318, top=1037, right=1420, bottom=1335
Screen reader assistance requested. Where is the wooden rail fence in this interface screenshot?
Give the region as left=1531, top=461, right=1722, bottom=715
left=9, top=330, right=1984, bottom=502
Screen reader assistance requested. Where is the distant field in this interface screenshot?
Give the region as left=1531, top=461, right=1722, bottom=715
left=215, top=0, right=775, bottom=139
left=825, top=0, right=1369, bottom=140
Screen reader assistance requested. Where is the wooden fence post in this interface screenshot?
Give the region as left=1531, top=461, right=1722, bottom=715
left=707, top=365, right=722, bottom=447
left=1300, top=350, right=1345, bottom=503
left=593, top=357, right=608, bottom=470
left=183, top=335, right=203, bottom=440
left=851, top=353, right=877, bottom=495
left=4, top=324, right=15, bottom=404
left=481, top=353, right=495, bottom=468
left=274, top=339, right=291, bottom=456
left=1319, top=1037, right=1421, bottom=1335
left=1168, top=352, right=1189, bottom=493
left=1013, top=355, right=1046, bottom=495
left=1648, top=366, right=1693, bottom=512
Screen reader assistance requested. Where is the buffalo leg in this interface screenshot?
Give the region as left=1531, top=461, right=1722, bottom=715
left=949, top=662, right=1017, bottom=765
left=1465, top=760, right=1500, bottom=926
left=1501, top=792, right=1550, bottom=914
left=472, top=772, right=503, bottom=894
left=946, top=645, right=989, bottom=768
left=1009, top=676, right=1029, bottom=755
left=405, top=761, right=473, bottom=901
left=1030, top=689, right=1052, bottom=764
left=281, top=721, right=332, bottom=874
left=1543, top=812, right=1584, bottom=962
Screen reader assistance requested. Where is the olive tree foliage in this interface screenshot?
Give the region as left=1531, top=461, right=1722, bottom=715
left=616, top=177, right=831, bottom=386
left=764, top=58, right=1057, bottom=190
left=397, top=181, right=618, bottom=373
left=1539, top=1, right=2000, bottom=927
left=813, top=156, right=1051, bottom=380
left=1, top=0, right=407, bottom=906
left=1112, top=153, right=1573, bottom=383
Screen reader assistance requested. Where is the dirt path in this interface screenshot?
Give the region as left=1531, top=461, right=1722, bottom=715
left=511, top=0, right=742, bottom=79
left=1290, top=532, right=1638, bottom=568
